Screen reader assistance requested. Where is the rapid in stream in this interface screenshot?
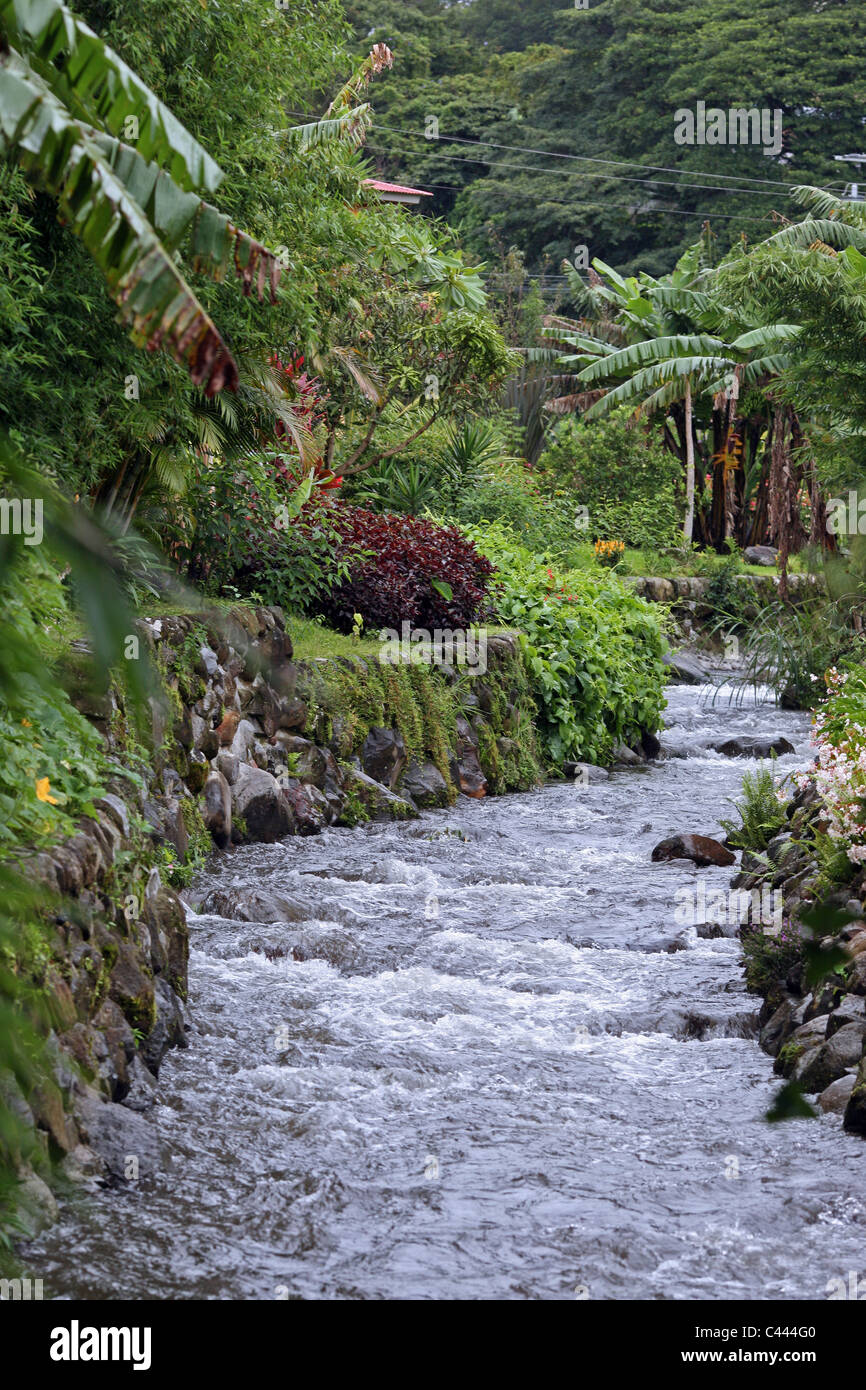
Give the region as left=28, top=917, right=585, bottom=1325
left=26, top=683, right=866, bottom=1300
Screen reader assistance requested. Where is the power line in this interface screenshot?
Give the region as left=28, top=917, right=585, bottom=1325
left=409, top=179, right=780, bottom=224
left=365, top=138, right=788, bottom=201
left=367, top=118, right=800, bottom=190
left=282, top=108, right=803, bottom=190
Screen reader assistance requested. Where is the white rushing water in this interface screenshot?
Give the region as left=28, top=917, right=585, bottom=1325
left=26, top=685, right=866, bottom=1299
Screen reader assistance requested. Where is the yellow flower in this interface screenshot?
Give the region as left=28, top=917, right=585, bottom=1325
left=21, top=718, right=32, bottom=728
left=35, top=777, right=60, bottom=805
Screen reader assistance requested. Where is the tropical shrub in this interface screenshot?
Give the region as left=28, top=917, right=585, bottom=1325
left=538, top=411, right=681, bottom=551
left=164, top=454, right=350, bottom=610
left=795, top=665, right=866, bottom=866
left=464, top=521, right=668, bottom=765
left=317, top=507, right=494, bottom=633
left=450, top=460, right=577, bottom=552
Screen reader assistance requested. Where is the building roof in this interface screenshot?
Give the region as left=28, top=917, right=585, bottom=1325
left=362, top=178, right=433, bottom=198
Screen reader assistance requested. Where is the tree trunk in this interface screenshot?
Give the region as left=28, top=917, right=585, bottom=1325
left=683, top=378, right=695, bottom=544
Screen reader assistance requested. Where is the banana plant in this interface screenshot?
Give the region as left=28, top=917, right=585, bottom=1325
left=0, top=0, right=284, bottom=395
left=549, top=244, right=803, bottom=544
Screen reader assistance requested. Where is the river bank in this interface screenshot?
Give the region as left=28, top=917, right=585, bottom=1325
left=731, top=780, right=866, bottom=1134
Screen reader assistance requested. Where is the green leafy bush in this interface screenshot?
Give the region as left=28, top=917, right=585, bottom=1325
left=164, top=454, right=351, bottom=610
left=0, top=551, right=112, bottom=850
left=742, top=921, right=802, bottom=997
left=464, top=521, right=668, bottom=765
left=537, top=410, right=681, bottom=551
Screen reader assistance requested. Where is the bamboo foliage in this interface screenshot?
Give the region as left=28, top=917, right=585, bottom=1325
left=0, top=0, right=284, bottom=395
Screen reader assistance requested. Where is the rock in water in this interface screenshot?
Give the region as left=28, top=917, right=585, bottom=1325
left=651, top=833, right=736, bottom=867
left=401, top=759, right=451, bottom=808
left=661, top=650, right=708, bottom=685
left=712, top=735, right=794, bottom=758
left=231, top=764, right=292, bottom=842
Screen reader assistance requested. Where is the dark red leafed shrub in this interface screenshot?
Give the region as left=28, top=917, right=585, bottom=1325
left=317, top=506, right=494, bottom=633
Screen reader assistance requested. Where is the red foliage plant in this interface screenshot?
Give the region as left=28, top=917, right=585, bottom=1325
left=316, top=506, right=495, bottom=633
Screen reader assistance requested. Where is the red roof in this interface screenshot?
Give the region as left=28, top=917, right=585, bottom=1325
left=362, top=178, right=433, bottom=197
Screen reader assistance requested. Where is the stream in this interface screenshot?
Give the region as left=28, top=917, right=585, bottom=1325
left=26, top=683, right=866, bottom=1300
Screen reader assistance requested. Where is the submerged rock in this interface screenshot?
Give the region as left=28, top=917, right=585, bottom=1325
left=712, top=735, right=795, bottom=758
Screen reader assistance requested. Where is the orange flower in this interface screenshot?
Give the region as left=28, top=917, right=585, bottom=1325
left=21, top=718, right=32, bottom=728
left=35, top=777, right=59, bottom=805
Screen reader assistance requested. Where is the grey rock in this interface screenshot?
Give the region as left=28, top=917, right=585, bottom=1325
left=797, top=1021, right=866, bottom=1093
left=818, top=1073, right=857, bottom=1114
left=140, top=977, right=190, bottom=1077
left=120, top=1054, right=158, bottom=1112
left=229, top=717, right=259, bottom=762
left=202, top=771, right=232, bottom=848
left=563, top=761, right=610, bottom=783
left=14, top=1171, right=58, bottom=1235
left=281, top=779, right=327, bottom=835
left=215, top=751, right=240, bottom=785
left=759, top=997, right=797, bottom=1055
left=94, top=793, right=130, bottom=839
left=199, top=644, right=220, bottom=678
left=362, top=726, right=408, bottom=790
left=340, top=767, right=418, bottom=823
left=744, top=545, right=778, bottom=566
left=662, top=650, right=708, bottom=685
left=231, top=763, right=292, bottom=842
left=75, top=1093, right=170, bottom=1182
left=401, top=759, right=451, bottom=808
left=827, top=994, right=866, bottom=1038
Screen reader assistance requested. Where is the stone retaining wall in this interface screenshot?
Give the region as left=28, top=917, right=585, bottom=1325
left=8, top=608, right=543, bottom=1215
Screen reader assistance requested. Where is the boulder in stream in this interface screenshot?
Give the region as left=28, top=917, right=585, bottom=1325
left=231, top=764, right=293, bottom=842
left=661, top=650, right=708, bottom=685
left=712, top=735, right=795, bottom=758
left=651, top=833, right=736, bottom=867
left=401, top=759, right=452, bottom=808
